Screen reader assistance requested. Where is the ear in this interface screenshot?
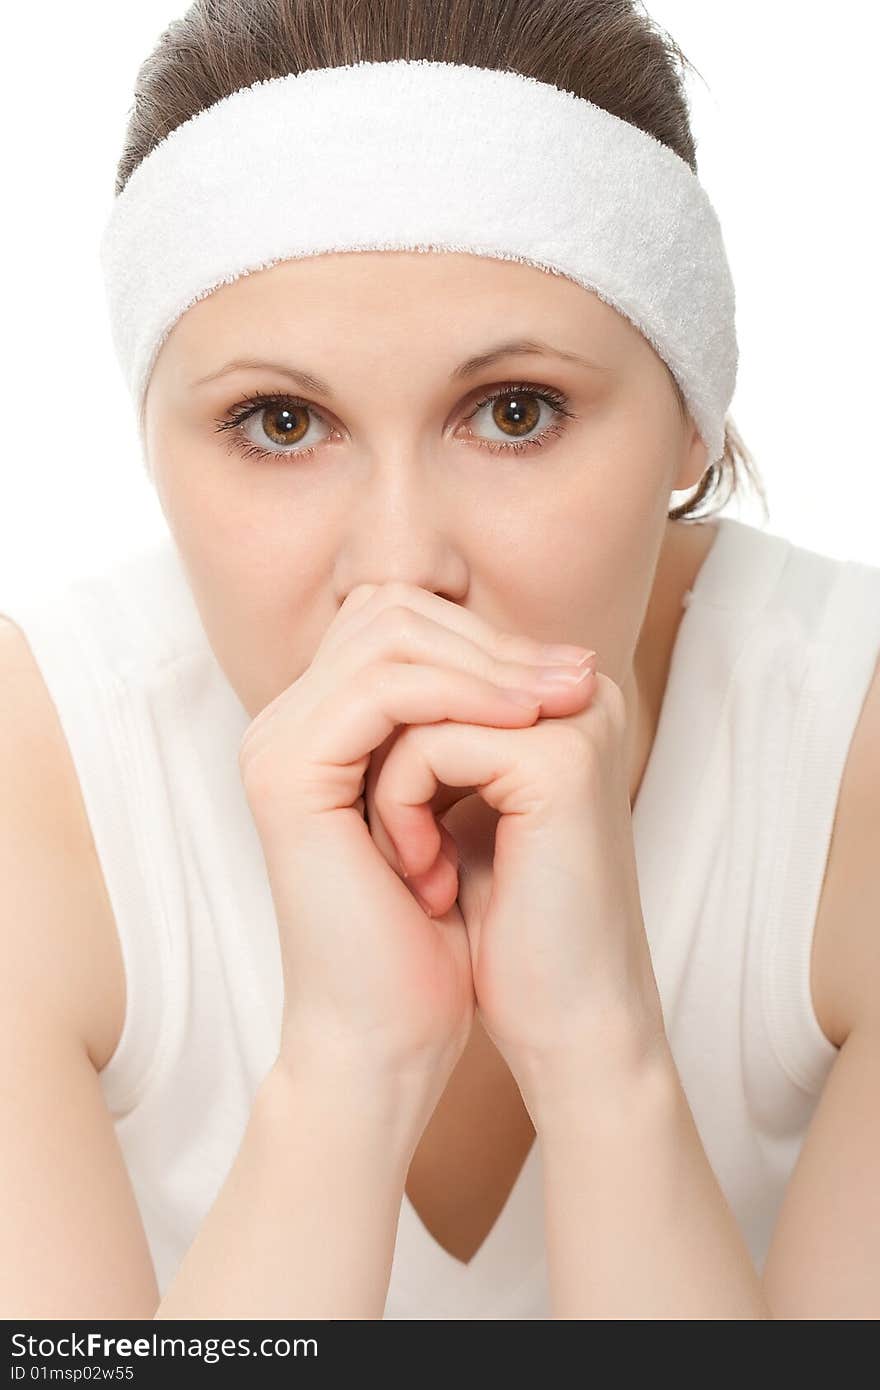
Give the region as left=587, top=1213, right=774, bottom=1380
left=672, top=417, right=711, bottom=493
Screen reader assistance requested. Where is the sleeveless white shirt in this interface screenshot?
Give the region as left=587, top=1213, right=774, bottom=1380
left=3, top=516, right=879, bottom=1319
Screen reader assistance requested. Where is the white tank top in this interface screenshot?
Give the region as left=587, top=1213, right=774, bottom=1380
left=3, top=516, right=879, bottom=1319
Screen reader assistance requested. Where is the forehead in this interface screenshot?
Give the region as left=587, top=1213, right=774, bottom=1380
left=162, top=249, right=634, bottom=358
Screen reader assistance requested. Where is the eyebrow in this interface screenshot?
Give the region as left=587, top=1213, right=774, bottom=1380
left=188, top=338, right=612, bottom=396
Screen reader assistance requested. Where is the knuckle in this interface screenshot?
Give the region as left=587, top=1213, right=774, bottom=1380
left=237, top=718, right=267, bottom=769
left=238, top=742, right=277, bottom=803
left=382, top=579, right=418, bottom=603
left=345, top=582, right=380, bottom=608
left=376, top=603, right=421, bottom=648
left=534, top=722, right=601, bottom=791
left=596, top=673, right=629, bottom=738
left=361, top=658, right=393, bottom=698
left=366, top=579, right=415, bottom=611
left=491, top=629, right=522, bottom=662
left=492, top=655, right=528, bottom=689
left=544, top=721, right=594, bottom=769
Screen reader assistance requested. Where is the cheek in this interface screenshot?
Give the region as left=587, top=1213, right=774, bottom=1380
left=150, top=439, right=233, bottom=561
left=187, top=580, right=316, bottom=723
left=482, top=471, right=662, bottom=676
left=583, top=374, right=681, bottom=477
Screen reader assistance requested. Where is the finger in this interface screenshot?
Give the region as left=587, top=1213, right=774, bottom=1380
left=358, top=653, right=594, bottom=876
left=365, top=791, right=460, bottom=919
left=366, top=720, right=480, bottom=848
left=363, top=733, right=410, bottom=879
left=240, top=624, right=552, bottom=767
left=371, top=724, right=491, bottom=880
left=363, top=725, right=461, bottom=914
left=373, top=718, right=570, bottom=879
left=314, top=581, right=381, bottom=658
left=321, top=579, right=596, bottom=675
left=243, top=587, right=595, bottom=761
left=240, top=583, right=380, bottom=750
left=248, top=663, right=545, bottom=816
left=404, top=821, right=461, bottom=919
left=364, top=722, right=479, bottom=907
left=322, top=602, right=596, bottom=713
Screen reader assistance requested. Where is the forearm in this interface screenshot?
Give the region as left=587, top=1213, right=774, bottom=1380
left=527, top=1037, right=772, bottom=1319
left=154, top=1059, right=422, bottom=1320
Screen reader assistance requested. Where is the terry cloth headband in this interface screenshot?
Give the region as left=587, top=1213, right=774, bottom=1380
left=98, top=59, right=738, bottom=482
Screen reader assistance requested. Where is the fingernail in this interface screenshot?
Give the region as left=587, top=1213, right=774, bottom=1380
left=538, top=644, right=596, bottom=667
left=498, top=687, right=543, bottom=709
left=532, top=664, right=595, bottom=688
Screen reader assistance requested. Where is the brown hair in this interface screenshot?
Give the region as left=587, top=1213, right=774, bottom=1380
left=114, top=0, right=766, bottom=523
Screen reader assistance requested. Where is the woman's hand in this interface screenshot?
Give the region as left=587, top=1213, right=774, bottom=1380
left=362, top=584, right=668, bottom=1106
left=236, top=581, right=575, bottom=1112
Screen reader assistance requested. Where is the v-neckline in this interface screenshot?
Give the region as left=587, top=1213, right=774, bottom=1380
left=394, top=1128, right=544, bottom=1312
left=394, top=517, right=739, bottom=1304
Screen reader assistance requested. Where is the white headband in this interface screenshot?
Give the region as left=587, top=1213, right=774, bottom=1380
left=98, top=59, right=738, bottom=481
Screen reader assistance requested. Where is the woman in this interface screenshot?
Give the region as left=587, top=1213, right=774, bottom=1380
left=1, top=0, right=878, bottom=1321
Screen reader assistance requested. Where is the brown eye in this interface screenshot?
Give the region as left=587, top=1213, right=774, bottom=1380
left=257, top=402, right=311, bottom=447
left=466, top=386, right=570, bottom=451
left=214, top=391, right=335, bottom=464
left=490, top=391, right=542, bottom=438
left=234, top=397, right=333, bottom=457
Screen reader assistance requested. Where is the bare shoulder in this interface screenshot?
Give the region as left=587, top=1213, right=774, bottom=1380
left=811, top=648, right=880, bottom=1047
left=0, top=615, right=125, bottom=1071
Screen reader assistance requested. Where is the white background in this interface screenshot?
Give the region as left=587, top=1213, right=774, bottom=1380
left=1, top=1, right=877, bottom=611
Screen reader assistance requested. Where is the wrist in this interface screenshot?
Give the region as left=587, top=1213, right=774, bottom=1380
left=260, top=1051, right=438, bottom=1166
left=512, top=1012, right=676, bottom=1133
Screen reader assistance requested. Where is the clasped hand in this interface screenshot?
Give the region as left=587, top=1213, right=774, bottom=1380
left=355, top=584, right=667, bottom=1097
left=239, top=579, right=667, bottom=1112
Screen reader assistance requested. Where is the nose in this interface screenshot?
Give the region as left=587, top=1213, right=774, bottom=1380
left=335, top=447, right=467, bottom=601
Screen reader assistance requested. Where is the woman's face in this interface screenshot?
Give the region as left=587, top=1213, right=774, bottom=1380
left=144, top=251, right=708, bottom=721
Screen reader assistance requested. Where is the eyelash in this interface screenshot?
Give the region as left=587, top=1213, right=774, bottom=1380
left=212, top=381, right=576, bottom=465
